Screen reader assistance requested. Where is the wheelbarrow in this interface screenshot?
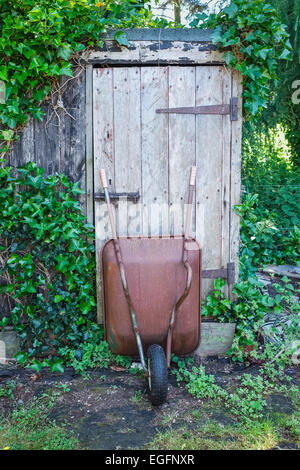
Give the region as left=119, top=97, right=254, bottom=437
left=100, top=166, right=201, bottom=405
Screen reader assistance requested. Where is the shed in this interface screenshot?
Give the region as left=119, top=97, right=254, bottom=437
left=7, top=28, right=243, bottom=325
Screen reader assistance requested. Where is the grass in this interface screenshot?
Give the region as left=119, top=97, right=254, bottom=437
left=148, top=403, right=300, bottom=451
left=271, top=409, right=300, bottom=447
left=0, top=397, right=80, bottom=450
left=130, top=389, right=147, bottom=405
left=148, top=420, right=281, bottom=450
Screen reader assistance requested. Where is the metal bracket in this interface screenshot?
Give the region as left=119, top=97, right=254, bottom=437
left=202, top=262, right=235, bottom=284
left=94, top=191, right=140, bottom=203
left=156, top=97, right=238, bottom=121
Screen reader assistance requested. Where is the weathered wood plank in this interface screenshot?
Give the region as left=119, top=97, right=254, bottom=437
left=113, top=67, right=142, bottom=237
left=195, top=66, right=224, bottom=299
left=221, top=66, right=232, bottom=297
left=93, top=67, right=115, bottom=323
left=230, top=70, right=243, bottom=291
left=141, top=67, right=169, bottom=236
left=33, top=103, right=60, bottom=175
left=10, top=117, right=35, bottom=169
left=88, top=41, right=225, bottom=66
left=85, top=64, right=94, bottom=224
left=59, top=69, right=86, bottom=211
left=168, top=66, right=196, bottom=237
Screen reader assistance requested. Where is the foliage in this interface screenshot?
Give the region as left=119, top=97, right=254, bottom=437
left=59, top=329, right=132, bottom=376
left=236, top=194, right=300, bottom=278
left=0, top=380, right=16, bottom=400
left=0, top=162, right=98, bottom=369
left=242, top=121, right=300, bottom=229
left=172, top=355, right=299, bottom=424
left=0, top=392, right=79, bottom=450
left=239, top=119, right=300, bottom=280
left=0, top=0, right=168, bottom=149
left=202, top=276, right=300, bottom=361
left=263, top=0, right=300, bottom=160
left=191, top=0, right=293, bottom=118
left=240, top=122, right=298, bottom=272
left=201, top=278, right=232, bottom=322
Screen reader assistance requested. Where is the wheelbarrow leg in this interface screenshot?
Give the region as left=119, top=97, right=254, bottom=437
left=166, top=165, right=196, bottom=368
left=100, top=169, right=147, bottom=371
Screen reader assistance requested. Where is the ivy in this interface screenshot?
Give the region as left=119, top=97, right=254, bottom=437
left=0, top=0, right=293, bottom=145
left=202, top=275, right=299, bottom=362
left=0, top=0, right=168, bottom=149
left=0, top=162, right=99, bottom=365
left=191, top=0, right=293, bottom=118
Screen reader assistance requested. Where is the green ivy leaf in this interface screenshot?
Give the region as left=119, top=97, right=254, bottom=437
left=54, top=295, right=63, bottom=303
left=50, top=360, right=64, bottom=373
left=278, top=48, right=292, bottom=60
left=0, top=66, right=8, bottom=81
left=15, top=351, right=28, bottom=365
left=57, top=45, right=73, bottom=60
left=224, top=2, right=238, bottom=19
left=1, top=129, right=14, bottom=141
left=114, top=31, right=129, bottom=47
left=223, top=51, right=236, bottom=66
left=27, top=360, right=43, bottom=373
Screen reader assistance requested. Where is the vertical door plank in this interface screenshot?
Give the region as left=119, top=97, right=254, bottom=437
left=230, top=70, right=243, bottom=292
left=168, top=66, right=196, bottom=237
left=141, top=67, right=169, bottom=236
left=85, top=65, right=94, bottom=224
left=9, top=117, right=34, bottom=171
left=60, top=70, right=86, bottom=212
left=221, top=67, right=232, bottom=297
left=113, top=67, right=142, bottom=237
left=195, top=66, right=224, bottom=299
left=34, top=104, right=60, bottom=175
left=93, top=67, right=114, bottom=323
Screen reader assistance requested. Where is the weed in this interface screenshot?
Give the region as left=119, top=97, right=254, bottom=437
left=0, top=397, right=80, bottom=450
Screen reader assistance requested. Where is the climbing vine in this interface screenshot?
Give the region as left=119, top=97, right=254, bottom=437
left=191, top=0, right=293, bottom=118
left=0, top=162, right=98, bottom=370
left=0, top=0, right=167, bottom=150
left=0, top=0, right=293, bottom=147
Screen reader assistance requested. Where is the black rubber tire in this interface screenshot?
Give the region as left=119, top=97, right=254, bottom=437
left=147, top=344, right=168, bottom=406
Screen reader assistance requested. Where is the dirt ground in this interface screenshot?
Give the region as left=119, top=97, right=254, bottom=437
left=1, top=357, right=299, bottom=450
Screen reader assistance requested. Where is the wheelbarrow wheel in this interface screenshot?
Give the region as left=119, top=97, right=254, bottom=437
left=147, top=344, right=168, bottom=406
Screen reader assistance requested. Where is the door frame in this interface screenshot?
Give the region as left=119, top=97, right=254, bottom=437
left=85, top=28, right=238, bottom=226
left=85, top=29, right=243, bottom=321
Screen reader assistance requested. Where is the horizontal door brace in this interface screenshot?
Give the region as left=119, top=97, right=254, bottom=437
left=202, top=262, right=235, bottom=284
left=94, top=191, right=140, bottom=203
left=156, top=97, right=238, bottom=121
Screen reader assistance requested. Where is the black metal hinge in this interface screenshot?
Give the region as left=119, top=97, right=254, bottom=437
left=202, top=262, right=235, bottom=284
left=156, top=97, right=238, bottom=121
left=94, top=191, right=140, bottom=203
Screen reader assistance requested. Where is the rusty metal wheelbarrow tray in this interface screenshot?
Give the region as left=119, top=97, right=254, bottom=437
left=101, top=236, right=201, bottom=358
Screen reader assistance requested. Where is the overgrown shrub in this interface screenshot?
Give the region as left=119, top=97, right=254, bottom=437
left=59, top=328, right=132, bottom=376
left=202, top=276, right=299, bottom=361
left=239, top=117, right=299, bottom=274
left=236, top=193, right=300, bottom=279
left=0, top=0, right=168, bottom=148
left=193, top=0, right=292, bottom=118
left=0, top=162, right=97, bottom=368
left=242, top=122, right=300, bottom=224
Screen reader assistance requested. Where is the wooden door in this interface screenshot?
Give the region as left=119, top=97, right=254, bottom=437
left=93, top=65, right=240, bottom=321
